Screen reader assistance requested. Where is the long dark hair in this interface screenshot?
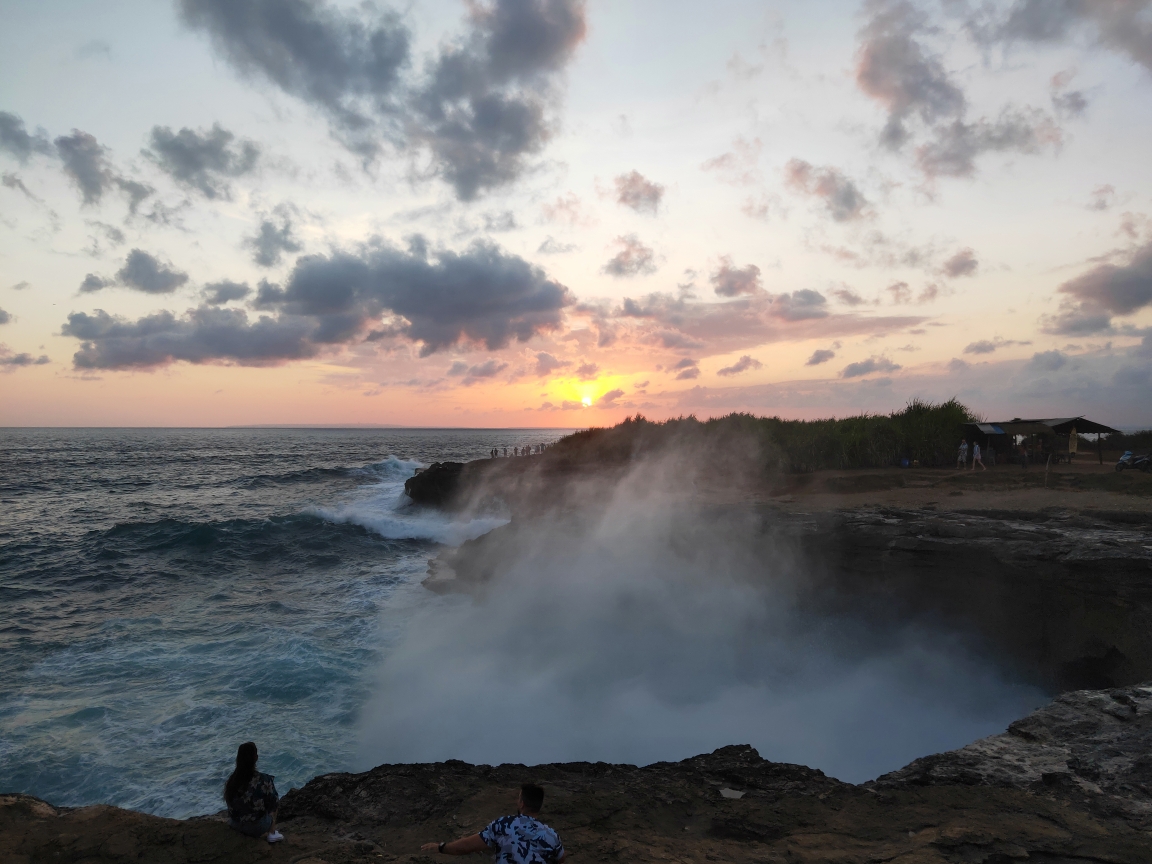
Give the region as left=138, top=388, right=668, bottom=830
left=224, top=741, right=258, bottom=804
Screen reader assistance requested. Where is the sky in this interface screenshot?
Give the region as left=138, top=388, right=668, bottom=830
left=1, top=0, right=1151, bottom=428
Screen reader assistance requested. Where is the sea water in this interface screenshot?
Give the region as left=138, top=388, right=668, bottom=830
left=0, top=427, right=565, bottom=818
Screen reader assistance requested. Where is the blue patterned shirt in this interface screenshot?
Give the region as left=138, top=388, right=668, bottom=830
left=479, top=814, right=565, bottom=864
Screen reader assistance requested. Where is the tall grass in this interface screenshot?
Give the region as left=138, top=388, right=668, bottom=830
left=550, top=398, right=979, bottom=472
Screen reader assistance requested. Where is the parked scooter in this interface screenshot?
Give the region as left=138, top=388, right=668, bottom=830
left=1115, top=451, right=1152, bottom=472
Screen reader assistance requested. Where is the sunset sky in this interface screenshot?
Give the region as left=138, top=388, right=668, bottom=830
left=2, top=0, right=1151, bottom=427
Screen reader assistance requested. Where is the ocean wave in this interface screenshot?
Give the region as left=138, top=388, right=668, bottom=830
left=234, top=455, right=423, bottom=488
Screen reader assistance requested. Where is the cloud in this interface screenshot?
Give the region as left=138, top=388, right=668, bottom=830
left=830, top=286, right=866, bottom=306
left=534, top=351, right=569, bottom=376
left=2, top=172, right=41, bottom=202
left=1028, top=349, right=1067, bottom=372
left=806, top=348, right=836, bottom=366
left=0, top=111, right=52, bottom=162
left=1043, top=240, right=1152, bottom=334
left=886, top=280, right=938, bottom=305
left=988, top=1, right=1152, bottom=75
left=710, top=258, right=762, bottom=297
left=0, top=308, right=9, bottom=324
left=246, top=206, right=303, bottom=267
left=68, top=239, right=575, bottom=369
left=671, top=357, right=700, bottom=380
left=855, top=1, right=1062, bottom=179
left=62, top=306, right=319, bottom=369
left=598, top=388, right=625, bottom=406
left=147, top=123, right=261, bottom=198
left=537, top=236, right=576, bottom=254
left=717, top=354, right=762, bottom=376
left=603, top=234, right=657, bottom=277
left=614, top=170, right=664, bottom=214
left=771, top=289, right=828, bottom=320
left=841, top=355, right=901, bottom=378
left=947, top=357, right=969, bottom=372
left=88, top=249, right=190, bottom=294
left=54, top=130, right=153, bottom=210
left=941, top=247, right=978, bottom=278
left=784, top=159, right=869, bottom=221
left=540, top=192, right=590, bottom=226
left=855, top=0, right=966, bottom=150
left=0, top=344, right=50, bottom=368
left=1087, top=184, right=1116, bottom=211
left=963, top=337, right=1030, bottom=355
left=203, top=280, right=251, bottom=305
left=457, top=358, right=508, bottom=385
left=575, top=361, right=599, bottom=380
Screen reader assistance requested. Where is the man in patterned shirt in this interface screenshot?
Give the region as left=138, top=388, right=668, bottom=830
left=422, top=783, right=565, bottom=862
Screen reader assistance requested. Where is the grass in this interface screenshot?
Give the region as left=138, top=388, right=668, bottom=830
left=549, top=398, right=981, bottom=473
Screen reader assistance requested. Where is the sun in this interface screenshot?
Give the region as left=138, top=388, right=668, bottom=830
left=581, top=395, right=592, bottom=407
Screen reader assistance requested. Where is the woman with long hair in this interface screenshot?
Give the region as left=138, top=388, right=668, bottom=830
left=223, top=741, right=283, bottom=842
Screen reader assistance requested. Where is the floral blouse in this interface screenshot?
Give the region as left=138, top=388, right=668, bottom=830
left=227, top=771, right=279, bottom=824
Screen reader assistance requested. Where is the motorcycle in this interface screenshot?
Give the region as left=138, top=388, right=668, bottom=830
left=1115, top=451, right=1152, bottom=472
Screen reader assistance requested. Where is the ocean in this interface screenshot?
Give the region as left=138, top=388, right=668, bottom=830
left=0, top=427, right=568, bottom=819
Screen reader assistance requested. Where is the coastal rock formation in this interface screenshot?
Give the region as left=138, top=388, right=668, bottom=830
left=875, top=682, right=1152, bottom=831
left=6, top=694, right=1152, bottom=862
left=403, top=462, right=467, bottom=508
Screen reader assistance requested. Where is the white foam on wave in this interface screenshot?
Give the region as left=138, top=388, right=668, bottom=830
left=311, top=456, right=508, bottom=546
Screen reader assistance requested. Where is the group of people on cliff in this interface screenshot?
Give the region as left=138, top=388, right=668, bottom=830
left=223, top=742, right=565, bottom=862
left=489, top=443, right=550, bottom=458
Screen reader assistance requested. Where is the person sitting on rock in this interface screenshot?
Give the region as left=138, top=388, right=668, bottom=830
left=422, top=783, right=564, bottom=862
left=223, top=741, right=283, bottom=843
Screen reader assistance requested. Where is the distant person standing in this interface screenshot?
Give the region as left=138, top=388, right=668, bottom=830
left=971, top=442, right=986, bottom=470
left=423, top=784, right=564, bottom=862
left=224, top=742, right=283, bottom=843
left=956, top=438, right=968, bottom=469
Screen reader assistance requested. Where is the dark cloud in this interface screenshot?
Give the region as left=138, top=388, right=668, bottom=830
left=771, top=289, right=828, bottom=320
left=711, top=258, right=762, bottom=297
left=614, top=170, right=664, bottom=214
left=806, top=348, right=836, bottom=366
left=856, top=1, right=1062, bottom=178
left=0, top=308, right=9, bottom=324
left=117, top=250, right=190, bottom=294
left=147, top=123, right=261, bottom=198
left=1087, top=184, right=1116, bottom=211
left=914, top=109, right=1061, bottom=179
left=534, top=351, right=568, bottom=376
left=537, top=236, right=576, bottom=254
left=11, top=281, right=31, bottom=291
left=675, top=366, right=700, bottom=380
left=784, top=159, right=869, bottom=221
left=598, top=388, right=625, bottom=406
left=717, top=354, right=762, bottom=376
left=246, top=207, right=303, bottom=267
left=54, top=130, right=153, bottom=209
left=67, top=239, right=572, bottom=368
left=181, top=0, right=585, bottom=199
left=1029, top=349, right=1068, bottom=372
left=79, top=274, right=112, bottom=293
left=942, top=247, right=978, bottom=278
left=0, top=111, right=52, bottom=162
left=830, top=286, right=866, bottom=306
left=452, top=358, right=508, bottom=385
left=3, top=171, right=40, bottom=202
left=1044, top=240, right=1152, bottom=334
left=841, top=356, right=901, bottom=378
left=603, top=234, right=656, bottom=277
left=63, top=307, right=318, bottom=369
left=575, top=361, right=599, bottom=380
left=855, top=0, right=966, bottom=149
left=203, top=280, right=251, bottom=304
left=177, top=0, right=411, bottom=154
left=0, top=345, right=50, bottom=368
left=989, top=0, right=1152, bottom=75
left=963, top=337, right=1030, bottom=354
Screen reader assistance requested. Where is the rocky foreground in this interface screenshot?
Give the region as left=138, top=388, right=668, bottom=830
left=3, top=683, right=1152, bottom=863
